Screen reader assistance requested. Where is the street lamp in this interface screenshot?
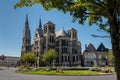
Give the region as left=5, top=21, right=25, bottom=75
left=0, top=54, right=5, bottom=61
left=0, top=54, right=5, bottom=65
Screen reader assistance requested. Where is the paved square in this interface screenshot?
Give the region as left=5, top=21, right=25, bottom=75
left=0, top=67, right=116, bottom=80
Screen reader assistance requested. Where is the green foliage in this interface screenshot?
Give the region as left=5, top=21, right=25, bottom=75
left=56, top=66, right=63, bottom=73
left=18, top=65, right=25, bottom=71
left=21, top=52, right=37, bottom=65
left=32, top=68, right=41, bottom=71
left=14, top=0, right=120, bottom=32
left=42, top=49, right=58, bottom=66
left=89, top=67, right=115, bottom=73
left=108, top=50, right=114, bottom=66
left=93, top=64, right=98, bottom=67
left=17, top=64, right=31, bottom=72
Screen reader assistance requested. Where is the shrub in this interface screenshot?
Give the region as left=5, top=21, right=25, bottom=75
left=17, top=65, right=31, bottom=72
left=18, top=65, right=25, bottom=71
left=56, top=66, right=63, bottom=73
left=101, top=67, right=114, bottom=73
left=89, top=67, right=101, bottom=72
left=93, top=64, right=98, bottom=67
left=76, top=64, right=81, bottom=67
left=40, top=68, right=45, bottom=72
left=21, top=68, right=29, bottom=72
left=32, top=68, right=40, bottom=71
left=46, top=67, right=51, bottom=71
left=90, top=67, right=115, bottom=73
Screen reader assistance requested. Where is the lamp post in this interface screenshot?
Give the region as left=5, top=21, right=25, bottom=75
left=0, top=54, right=5, bottom=66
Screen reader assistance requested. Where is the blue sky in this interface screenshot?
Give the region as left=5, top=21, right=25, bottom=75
left=0, top=0, right=111, bottom=57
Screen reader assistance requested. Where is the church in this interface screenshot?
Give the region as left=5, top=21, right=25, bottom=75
left=21, top=15, right=82, bottom=67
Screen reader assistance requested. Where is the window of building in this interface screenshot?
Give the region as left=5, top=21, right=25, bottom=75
left=56, top=40, right=59, bottom=46
left=35, top=41, right=38, bottom=46
left=62, top=56, right=63, bottom=62
left=68, top=32, right=71, bottom=37
left=68, top=56, right=70, bottom=62
left=26, top=46, right=31, bottom=51
left=51, top=36, right=54, bottom=43
left=62, top=48, right=67, bottom=53
left=73, top=56, right=75, bottom=62
left=76, top=56, right=78, bottom=62
left=25, top=39, right=30, bottom=44
left=49, top=26, right=54, bottom=33
left=50, top=36, right=54, bottom=43
left=44, top=26, right=47, bottom=33
left=56, top=48, right=59, bottom=52
left=61, top=40, right=65, bottom=46
left=65, top=56, right=67, bottom=62
left=61, top=40, right=68, bottom=46
left=73, top=32, right=77, bottom=38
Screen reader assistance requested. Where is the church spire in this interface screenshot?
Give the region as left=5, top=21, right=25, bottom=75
left=23, top=14, right=31, bottom=39
left=21, top=14, right=31, bottom=56
left=38, top=18, right=42, bottom=29
left=25, top=14, right=29, bottom=26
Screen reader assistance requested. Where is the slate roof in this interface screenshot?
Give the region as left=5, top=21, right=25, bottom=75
left=44, top=21, right=55, bottom=26
left=36, top=29, right=43, bottom=37
left=97, top=43, right=108, bottom=51
left=84, top=43, right=96, bottom=52
left=67, top=27, right=77, bottom=31
left=56, top=29, right=69, bottom=38
left=35, top=18, right=43, bottom=37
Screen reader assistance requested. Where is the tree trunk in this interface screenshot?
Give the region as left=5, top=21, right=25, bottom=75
left=112, top=40, right=120, bottom=80
left=110, top=21, right=120, bottom=80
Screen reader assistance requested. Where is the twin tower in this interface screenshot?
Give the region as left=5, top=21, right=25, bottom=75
left=21, top=15, right=82, bottom=67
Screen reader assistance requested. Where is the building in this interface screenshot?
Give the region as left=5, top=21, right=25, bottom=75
left=21, top=15, right=82, bottom=67
left=97, top=43, right=109, bottom=66
left=83, top=43, right=108, bottom=67
left=83, top=43, right=97, bottom=67
left=0, top=56, right=20, bottom=67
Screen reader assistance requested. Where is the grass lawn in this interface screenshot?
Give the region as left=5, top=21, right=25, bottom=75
left=21, top=70, right=103, bottom=76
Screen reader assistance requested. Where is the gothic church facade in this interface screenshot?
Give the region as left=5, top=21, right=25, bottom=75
left=21, top=15, right=81, bottom=67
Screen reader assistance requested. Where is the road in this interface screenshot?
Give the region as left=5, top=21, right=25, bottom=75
left=0, top=67, right=116, bottom=80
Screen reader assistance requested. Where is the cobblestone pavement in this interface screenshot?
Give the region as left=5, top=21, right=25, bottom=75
left=0, top=67, right=116, bottom=80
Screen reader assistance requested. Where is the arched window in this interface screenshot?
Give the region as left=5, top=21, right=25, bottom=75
left=73, top=56, right=75, bottom=62
left=62, top=56, right=63, bottom=62
left=65, top=56, right=67, bottom=62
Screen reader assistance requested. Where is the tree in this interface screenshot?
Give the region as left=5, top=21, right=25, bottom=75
left=108, top=49, right=114, bottom=66
left=15, top=0, right=120, bottom=79
left=21, top=52, right=37, bottom=65
left=42, top=49, right=58, bottom=66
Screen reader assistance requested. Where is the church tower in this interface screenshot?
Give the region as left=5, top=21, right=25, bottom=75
left=21, top=15, right=31, bottom=56
left=67, top=28, right=81, bottom=66
left=43, top=21, right=55, bottom=50
left=33, top=18, right=44, bottom=66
